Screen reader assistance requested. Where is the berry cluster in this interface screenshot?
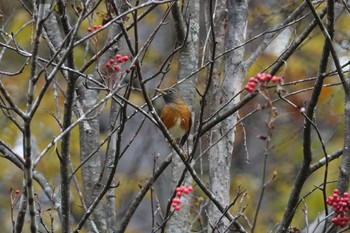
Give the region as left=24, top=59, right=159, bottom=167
left=87, top=25, right=102, bottom=33
left=105, top=54, right=130, bottom=72
left=327, top=189, right=350, bottom=227
left=171, top=185, right=193, bottom=211
left=244, top=73, right=283, bottom=92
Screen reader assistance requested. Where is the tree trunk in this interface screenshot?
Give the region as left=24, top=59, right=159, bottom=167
left=166, top=1, right=199, bottom=232
left=208, top=0, right=248, bottom=231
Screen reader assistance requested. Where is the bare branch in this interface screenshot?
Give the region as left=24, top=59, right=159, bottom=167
left=277, top=0, right=336, bottom=231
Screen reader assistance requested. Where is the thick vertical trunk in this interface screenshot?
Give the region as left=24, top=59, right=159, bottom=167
left=208, top=0, right=248, bottom=231
left=166, top=1, right=199, bottom=232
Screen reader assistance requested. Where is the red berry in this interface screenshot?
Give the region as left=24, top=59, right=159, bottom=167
left=261, top=73, right=269, bottom=81
left=256, top=73, right=265, bottom=81
left=271, top=76, right=282, bottom=83
left=344, top=192, right=349, bottom=198
left=249, top=77, right=258, bottom=83
left=183, top=187, right=189, bottom=194
left=176, top=191, right=182, bottom=197
left=339, top=219, right=347, bottom=227
left=175, top=187, right=182, bottom=192
left=172, top=198, right=181, bottom=204
left=334, top=189, right=339, bottom=194
left=174, top=205, right=181, bottom=211
left=15, top=189, right=20, bottom=195
left=87, top=27, right=92, bottom=33
left=116, top=54, right=122, bottom=59
left=171, top=202, right=178, bottom=207
left=97, top=25, right=102, bottom=29
left=117, top=58, right=123, bottom=63
left=122, top=56, right=129, bottom=61
left=113, top=65, right=119, bottom=71
left=248, top=82, right=257, bottom=89
left=93, top=25, right=98, bottom=30
left=266, top=74, right=272, bottom=80
left=245, top=85, right=254, bottom=92
left=109, top=59, right=115, bottom=64
left=187, top=186, right=193, bottom=192
left=106, top=63, right=111, bottom=69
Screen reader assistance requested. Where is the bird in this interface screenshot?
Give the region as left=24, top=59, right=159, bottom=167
left=155, top=88, right=192, bottom=146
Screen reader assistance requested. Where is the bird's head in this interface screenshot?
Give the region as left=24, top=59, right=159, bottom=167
left=155, top=88, right=183, bottom=104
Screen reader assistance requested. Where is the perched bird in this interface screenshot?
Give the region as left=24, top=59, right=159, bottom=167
left=155, top=88, right=192, bottom=145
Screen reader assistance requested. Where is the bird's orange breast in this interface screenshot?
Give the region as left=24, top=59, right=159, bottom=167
left=161, top=103, right=191, bottom=139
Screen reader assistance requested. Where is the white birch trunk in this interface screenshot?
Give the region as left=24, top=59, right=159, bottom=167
left=208, top=0, right=248, bottom=231
left=166, top=1, right=199, bottom=232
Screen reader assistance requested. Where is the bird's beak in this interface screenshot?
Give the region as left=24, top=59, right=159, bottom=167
left=155, top=88, right=166, bottom=95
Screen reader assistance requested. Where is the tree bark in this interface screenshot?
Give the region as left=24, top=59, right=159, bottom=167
left=166, top=1, right=199, bottom=232
left=208, top=0, right=248, bottom=231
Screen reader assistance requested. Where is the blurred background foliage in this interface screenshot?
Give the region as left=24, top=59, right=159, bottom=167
left=0, top=0, right=350, bottom=232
